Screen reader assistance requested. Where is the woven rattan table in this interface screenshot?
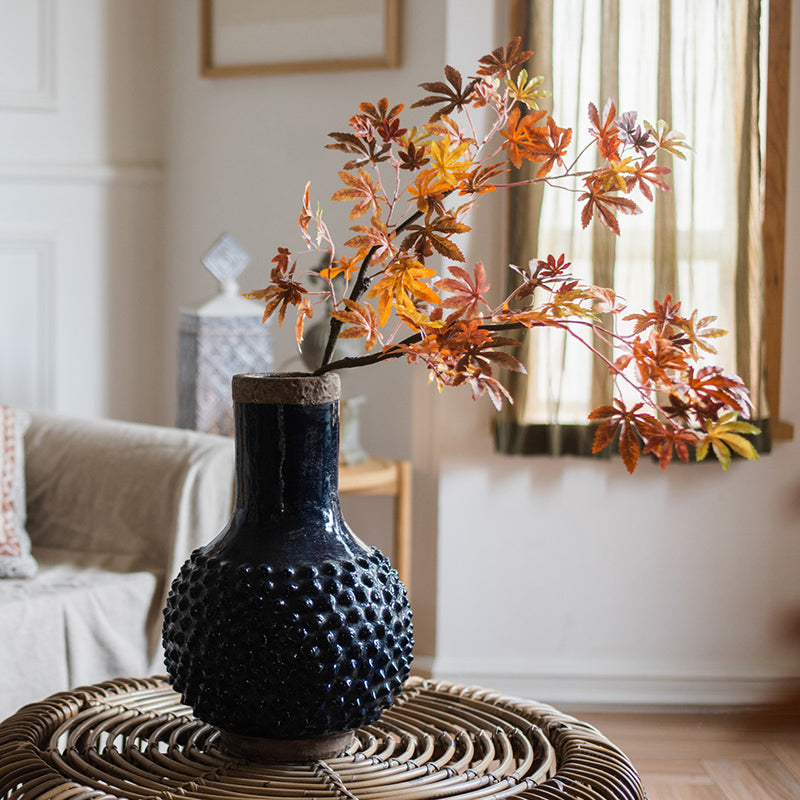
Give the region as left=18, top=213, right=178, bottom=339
left=0, top=676, right=646, bottom=799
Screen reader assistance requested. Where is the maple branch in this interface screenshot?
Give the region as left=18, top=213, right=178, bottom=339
left=316, top=317, right=549, bottom=375
left=244, top=40, right=757, bottom=471
left=564, top=140, right=595, bottom=175
left=319, top=206, right=428, bottom=369
left=493, top=166, right=596, bottom=192
left=462, top=106, right=481, bottom=149
left=559, top=322, right=683, bottom=430
left=315, top=335, right=421, bottom=375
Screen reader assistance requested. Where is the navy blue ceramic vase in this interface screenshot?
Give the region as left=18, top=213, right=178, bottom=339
left=162, top=373, right=413, bottom=760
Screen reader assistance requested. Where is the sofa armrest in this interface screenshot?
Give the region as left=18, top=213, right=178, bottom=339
left=24, top=412, right=235, bottom=638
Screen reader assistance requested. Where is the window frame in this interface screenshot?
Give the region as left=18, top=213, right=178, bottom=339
left=763, top=0, right=794, bottom=440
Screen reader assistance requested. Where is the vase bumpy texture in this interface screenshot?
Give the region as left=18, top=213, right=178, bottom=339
left=162, top=373, right=413, bottom=740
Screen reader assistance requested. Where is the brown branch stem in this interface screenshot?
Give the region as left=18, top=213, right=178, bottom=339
left=314, top=318, right=555, bottom=375
left=318, top=206, right=429, bottom=369
left=313, top=314, right=641, bottom=385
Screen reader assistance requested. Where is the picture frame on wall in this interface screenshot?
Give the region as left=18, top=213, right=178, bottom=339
left=199, top=0, right=402, bottom=77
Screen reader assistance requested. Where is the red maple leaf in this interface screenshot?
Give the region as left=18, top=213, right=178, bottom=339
left=436, top=262, right=491, bottom=319
left=476, top=36, right=533, bottom=77
left=625, top=154, right=672, bottom=201
left=579, top=181, right=642, bottom=235
left=589, top=400, right=660, bottom=474
left=641, top=424, right=699, bottom=469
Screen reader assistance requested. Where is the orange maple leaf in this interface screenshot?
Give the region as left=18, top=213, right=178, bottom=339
left=319, top=255, right=361, bottom=281
left=642, top=423, right=699, bottom=469
left=344, top=216, right=395, bottom=263
left=244, top=249, right=308, bottom=326
left=476, top=36, right=533, bottom=77
left=624, top=154, right=672, bottom=201
left=525, top=116, right=573, bottom=176
left=499, top=107, right=547, bottom=168
left=295, top=301, right=313, bottom=344
left=628, top=330, right=691, bottom=386
left=408, top=169, right=450, bottom=213
left=588, top=99, right=622, bottom=162
left=329, top=299, right=381, bottom=351
left=366, top=257, right=440, bottom=326
left=297, top=183, right=313, bottom=244
left=401, top=213, right=470, bottom=261
left=458, top=161, right=508, bottom=195
left=331, top=169, right=382, bottom=220
left=588, top=400, right=660, bottom=474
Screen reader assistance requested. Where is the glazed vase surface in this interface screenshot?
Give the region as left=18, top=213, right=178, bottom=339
left=162, top=373, right=413, bottom=741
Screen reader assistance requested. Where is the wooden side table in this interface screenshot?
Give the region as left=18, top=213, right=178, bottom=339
left=339, top=458, right=412, bottom=594
left=0, top=676, right=647, bottom=799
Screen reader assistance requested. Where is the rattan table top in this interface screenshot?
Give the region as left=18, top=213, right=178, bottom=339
left=0, top=676, right=646, bottom=800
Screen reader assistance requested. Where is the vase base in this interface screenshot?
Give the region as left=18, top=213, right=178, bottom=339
left=217, top=729, right=356, bottom=762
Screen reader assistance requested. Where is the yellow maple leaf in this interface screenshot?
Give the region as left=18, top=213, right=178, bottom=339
left=595, top=157, right=637, bottom=192
left=695, top=413, right=760, bottom=471
left=367, top=257, right=440, bottom=326
left=504, top=68, right=549, bottom=110
left=320, top=255, right=361, bottom=280
left=427, top=137, right=473, bottom=188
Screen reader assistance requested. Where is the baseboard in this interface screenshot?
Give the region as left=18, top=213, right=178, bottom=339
left=426, top=655, right=799, bottom=708
left=410, top=655, right=435, bottom=679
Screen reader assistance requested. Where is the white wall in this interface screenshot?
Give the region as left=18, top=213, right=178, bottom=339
left=0, top=0, right=164, bottom=423
left=160, top=0, right=800, bottom=706
left=7, top=0, right=789, bottom=706
left=428, top=1, right=800, bottom=705
left=160, top=0, right=800, bottom=704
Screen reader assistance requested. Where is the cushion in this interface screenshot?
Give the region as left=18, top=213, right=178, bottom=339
left=0, top=405, right=37, bottom=577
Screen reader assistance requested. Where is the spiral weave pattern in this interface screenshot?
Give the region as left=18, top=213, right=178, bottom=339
left=0, top=676, right=648, bottom=799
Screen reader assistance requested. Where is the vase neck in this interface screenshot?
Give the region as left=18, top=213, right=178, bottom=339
left=233, top=398, right=340, bottom=521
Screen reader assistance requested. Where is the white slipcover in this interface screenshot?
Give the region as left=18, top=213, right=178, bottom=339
left=0, top=412, right=235, bottom=721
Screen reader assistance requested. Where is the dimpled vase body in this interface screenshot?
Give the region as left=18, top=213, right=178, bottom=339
left=162, top=373, right=413, bottom=742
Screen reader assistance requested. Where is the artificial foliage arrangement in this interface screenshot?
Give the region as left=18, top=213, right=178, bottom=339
left=246, top=38, right=759, bottom=474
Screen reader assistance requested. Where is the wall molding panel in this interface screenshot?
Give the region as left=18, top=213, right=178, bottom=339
left=0, top=0, right=57, bottom=111
left=0, top=163, right=163, bottom=185
left=0, top=235, right=56, bottom=409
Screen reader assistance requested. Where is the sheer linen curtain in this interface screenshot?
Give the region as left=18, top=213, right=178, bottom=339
left=496, top=0, right=767, bottom=457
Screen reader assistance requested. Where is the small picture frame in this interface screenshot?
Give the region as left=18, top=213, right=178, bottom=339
left=199, top=0, right=402, bottom=78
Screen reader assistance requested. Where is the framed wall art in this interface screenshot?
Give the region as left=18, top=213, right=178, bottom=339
left=199, top=0, right=402, bottom=77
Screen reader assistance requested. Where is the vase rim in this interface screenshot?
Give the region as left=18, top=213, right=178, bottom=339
left=232, top=372, right=341, bottom=405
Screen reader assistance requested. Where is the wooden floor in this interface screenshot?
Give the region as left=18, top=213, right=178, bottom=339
left=576, top=708, right=800, bottom=799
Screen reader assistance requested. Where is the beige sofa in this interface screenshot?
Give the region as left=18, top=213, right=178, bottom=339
left=0, top=412, right=235, bottom=721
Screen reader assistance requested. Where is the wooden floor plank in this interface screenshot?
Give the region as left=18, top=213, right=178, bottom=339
left=572, top=709, right=800, bottom=798
left=634, top=758, right=711, bottom=781
left=703, top=758, right=800, bottom=799
left=770, top=740, right=800, bottom=783
left=644, top=784, right=728, bottom=800
left=572, top=710, right=800, bottom=800
left=620, top=738, right=770, bottom=764
left=578, top=711, right=772, bottom=762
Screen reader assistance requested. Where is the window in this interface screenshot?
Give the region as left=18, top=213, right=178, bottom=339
left=496, top=0, right=793, bottom=456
